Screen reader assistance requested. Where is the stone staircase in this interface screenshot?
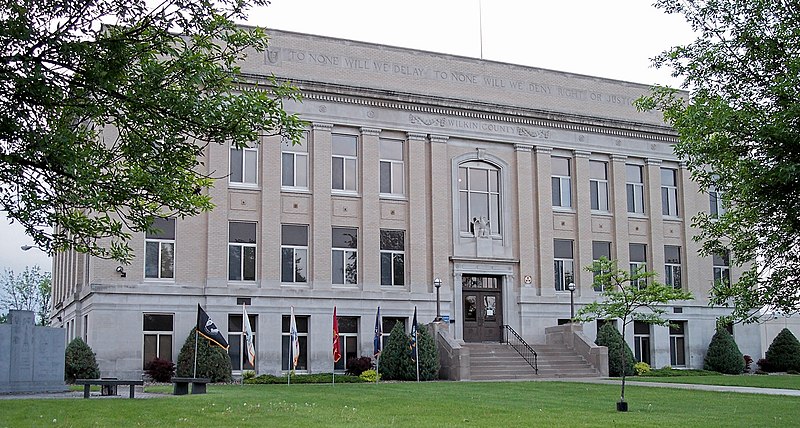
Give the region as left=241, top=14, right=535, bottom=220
left=464, top=342, right=601, bottom=380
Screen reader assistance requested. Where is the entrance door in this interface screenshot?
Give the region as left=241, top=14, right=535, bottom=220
left=462, top=275, right=503, bottom=342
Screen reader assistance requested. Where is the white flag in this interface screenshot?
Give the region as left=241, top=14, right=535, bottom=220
left=290, top=306, right=300, bottom=369
left=243, top=304, right=256, bottom=367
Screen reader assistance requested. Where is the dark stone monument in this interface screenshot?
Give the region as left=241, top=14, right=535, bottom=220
left=0, top=310, right=67, bottom=393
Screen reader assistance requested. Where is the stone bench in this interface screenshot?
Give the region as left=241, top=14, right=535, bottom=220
left=75, top=379, right=145, bottom=399
left=171, top=377, right=211, bottom=395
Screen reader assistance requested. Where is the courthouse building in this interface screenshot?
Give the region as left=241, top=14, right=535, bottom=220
left=49, top=28, right=763, bottom=379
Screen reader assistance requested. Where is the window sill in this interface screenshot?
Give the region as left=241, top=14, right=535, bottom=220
left=229, top=183, right=260, bottom=191
left=281, top=282, right=310, bottom=288
left=379, top=194, right=408, bottom=202
left=591, top=211, right=613, bottom=217
left=281, top=187, right=311, bottom=194
left=627, top=213, right=648, bottom=219
left=663, top=216, right=683, bottom=222
left=552, top=207, right=575, bottom=213
left=331, top=191, right=361, bottom=198
left=143, top=279, right=175, bottom=284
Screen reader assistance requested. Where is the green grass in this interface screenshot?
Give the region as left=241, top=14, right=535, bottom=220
left=632, top=374, right=800, bottom=390
left=1, top=381, right=798, bottom=427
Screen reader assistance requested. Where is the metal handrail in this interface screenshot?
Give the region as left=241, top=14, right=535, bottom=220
left=501, top=325, right=538, bottom=375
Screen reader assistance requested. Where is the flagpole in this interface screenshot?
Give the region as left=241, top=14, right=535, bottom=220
left=193, top=329, right=199, bottom=379
left=375, top=354, right=379, bottom=384
left=415, top=329, right=420, bottom=382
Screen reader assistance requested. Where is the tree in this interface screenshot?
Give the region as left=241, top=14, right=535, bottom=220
left=764, top=328, right=800, bottom=372
left=595, top=323, right=635, bottom=377
left=636, top=0, right=800, bottom=322
left=176, top=328, right=232, bottom=383
left=0, top=266, right=52, bottom=325
left=1, top=0, right=304, bottom=262
left=704, top=327, right=745, bottom=374
left=378, top=322, right=414, bottom=380
left=574, top=258, right=693, bottom=411
left=65, top=338, right=100, bottom=382
left=416, top=325, right=440, bottom=381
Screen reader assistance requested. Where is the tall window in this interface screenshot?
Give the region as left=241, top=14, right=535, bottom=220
left=334, top=316, right=359, bottom=371
left=145, top=217, right=175, bottom=279
left=382, top=317, right=406, bottom=349
left=332, top=134, right=358, bottom=192
left=380, top=230, right=404, bottom=286
left=282, top=315, right=308, bottom=371
left=664, top=245, right=682, bottom=289
left=554, top=239, right=575, bottom=291
left=281, top=225, right=308, bottom=283
left=709, top=186, right=726, bottom=218
left=592, top=241, right=612, bottom=291
left=669, top=321, right=687, bottom=366
left=626, top=164, right=645, bottom=214
left=332, top=227, right=358, bottom=285
left=713, top=251, right=731, bottom=285
left=589, top=160, right=609, bottom=212
left=633, top=321, right=651, bottom=365
left=143, top=314, right=173, bottom=369
left=630, top=243, right=647, bottom=289
left=228, top=314, right=256, bottom=371
left=229, top=222, right=256, bottom=281
left=661, top=168, right=679, bottom=217
left=379, top=139, right=404, bottom=196
left=230, top=145, right=258, bottom=185
left=282, top=133, right=308, bottom=189
left=458, top=161, right=501, bottom=235
left=552, top=157, right=572, bottom=209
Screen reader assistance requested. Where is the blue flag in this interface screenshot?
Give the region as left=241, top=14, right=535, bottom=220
left=409, top=306, right=418, bottom=362
left=373, top=307, right=382, bottom=357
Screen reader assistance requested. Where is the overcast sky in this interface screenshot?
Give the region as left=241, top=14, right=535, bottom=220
left=0, top=0, right=696, bottom=274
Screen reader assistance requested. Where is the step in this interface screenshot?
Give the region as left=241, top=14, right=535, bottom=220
left=462, top=342, right=601, bottom=380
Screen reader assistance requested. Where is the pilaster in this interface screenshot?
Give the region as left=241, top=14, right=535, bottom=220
left=360, top=127, right=381, bottom=290
left=408, top=132, right=429, bottom=291
left=646, top=158, right=665, bottom=278
left=534, top=146, right=554, bottom=297
left=514, top=144, right=536, bottom=291
left=429, top=134, right=450, bottom=296
left=573, top=150, right=592, bottom=297
left=311, top=122, right=333, bottom=289
left=610, top=154, right=630, bottom=265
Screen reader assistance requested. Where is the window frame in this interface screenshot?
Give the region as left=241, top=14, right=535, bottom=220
left=589, top=160, right=610, bottom=212
left=281, top=224, right=309, bottom=284
left=669, top=321, right=687, bottom=367
left=626, top=164, right=645, bottom=215
left=334, top=316, right=359, bottom=371
left=629, top=243, right=648, bottom=289
left=709, top=186, right=726, bottom=219
left=713, top=251, right=731, bottom=285
left=142, top=313, right=173, bottom=370
left=592, top=241, right=612, bottom=292
left=380, top=229, right=405, bottom=287
left=281, top=132, right=309, bottom=190
left=228, top=313, right=257, bottom=372
left=554, top=239, right=575, bottom=292
left=332, top=227, right=358, bottom=285
left=661, top=168, right=679, bottom=217
left=379, top=138, right=405, bottom=197
left=228, top=221, right=257, bottom=282
left=633, top=321, right=652, bottom=365
left=458, top=161, right=502, bottom=236
left=229, top=145, right=259, bottom=187
left=144, top=217, right=175, bottom=280
left=664, top=245, right=683, bottom=290
left=331, top=134, right=358, bottom=193
left=281, top=315, right=309, bottom=372
left=551, top=157, right=572, bottom=209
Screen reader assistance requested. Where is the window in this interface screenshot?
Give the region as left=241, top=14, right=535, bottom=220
left=332, top=134, right=358, bottom=192
left=713, top=252, right=731, bottom=285
left=380, top=230, right=404, bottom=286
left=83, top=315, right=88, bottom=342
left=661, top=168, right=679, bottom=217
left=669, top=321, right=687, bottom=366
left=458, top=161, right=501, bottom=235
left=626, top=164, right=645, bottom=214
left=664, top=245, right=682, bottom=289
left=633, top=321, right=651, bottom=365
left=281, top=225, right=308, bottom=283
left=228, top=314, right=257, bottom=371
left=332, top=227, right=358, bottom=285
left=382, top=317, right=406, bottom=349
left=145, top=217, right=175, bottom=279
left=554, top=239, right=574, bottom=291
left=282, top=315, right=308, bottom=371
left=143, top=314, right=173, bottom=369
left=551, top=157, right=572, bottom=209
left=282, top=133, right=308, bottom=189
left=229, top=222, right=256, bottom=281
left=709, top=186, right=726, bottom=218
left=380, top=139, right=404, bottom=196
left=629, top=243, right=647, bottom=289
left=230, top=145, right=258, bottom=185
left=334, top=317, right=359, bottom=371
left=592, top=241, right=612, bottom=291
left=589, top=161, right=609, bottom=212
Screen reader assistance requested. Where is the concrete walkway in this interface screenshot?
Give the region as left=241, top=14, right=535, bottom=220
left=555, top=377, right=800, bottom=397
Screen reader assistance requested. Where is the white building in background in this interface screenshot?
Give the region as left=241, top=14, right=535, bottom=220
left=50, top=28, right=764, bottom=379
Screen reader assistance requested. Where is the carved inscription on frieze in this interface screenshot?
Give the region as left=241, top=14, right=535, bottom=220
left=409, top=113, right=550, bottom=140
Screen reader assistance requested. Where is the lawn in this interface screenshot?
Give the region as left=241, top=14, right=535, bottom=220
left=1, top=381, right=797, bottom=427
left=633, top=374, right=800, bottom=390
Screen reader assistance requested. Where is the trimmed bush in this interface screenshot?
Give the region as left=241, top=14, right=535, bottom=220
left=595, top=323, right=635, bottom=377
left=703, top=327, right=745, bottom=374
left=359, top=369, right=380, bottom=382
left=416, top=325, right=440, bottom=381
left=743, top=355, right=753, bottom=372
left=764, top=328, right=800, bottom=372
left=65, top=338, right=100, bottom=382
left=176, top=328, right=232, bottom=383
left=640, top=368, right=718, bottom=377
left=144, top=357, right=176, bottom=382
left=757, top=358, right=775, bottom=372
left=634, top=362, right=651, bottom=375
left=345, top=356, right=374, bottom=376
left=245, top=373, right=364, bottom=384
left=378, top=322, right=414, bottom=380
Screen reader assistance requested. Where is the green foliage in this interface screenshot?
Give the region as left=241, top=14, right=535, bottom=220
left=359, top=369, right=380, bottom=382
left=637, top=0, right=800, bottom=322
left=144, top=357, right=176, bottom=382
left=416, top=325, right=441, bottom=381
left=1, top=0, right=305, bottom=262
left=378, top=322, right=414, bottom=380
left=242, top=370, right=256, bottom=380
left=595, top=323, right=635, bottom=377
left=176, top=328, right=232, bottom=383
left=0, top=266, right=51, bottom=325
left=0, top=313, right=6, bottom=323
left=64, top=338, right=100, bottom=383
left=634, top=362, right=651, bottom=375
left=640, top=368, right=721, bottom=377
left=703, top=328, right=745, bottom=374
left=345, top=356, right=374, bottom=376
left=765, top=328, right=800, bottom=372
left=244, top=373, right=364, bottom=384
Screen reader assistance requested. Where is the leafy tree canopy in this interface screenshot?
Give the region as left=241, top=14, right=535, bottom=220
left=0, top=266, right=51, bottom=325
left=636, top=0, right=800, bottom=322
left=0, top=0, right=304, bottom=262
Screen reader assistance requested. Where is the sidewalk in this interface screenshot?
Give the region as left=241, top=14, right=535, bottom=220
left=558, top=377, right=800, bottom=397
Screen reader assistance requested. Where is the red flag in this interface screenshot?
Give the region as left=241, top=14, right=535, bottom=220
left=332, top=306, right=341, bottom=363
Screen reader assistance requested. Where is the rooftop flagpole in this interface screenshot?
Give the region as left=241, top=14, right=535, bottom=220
left=478, top=0, right=484, bottom=59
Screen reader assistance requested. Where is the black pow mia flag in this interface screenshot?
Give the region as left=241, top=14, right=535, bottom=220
left=196, top=304, right=229, bottom=350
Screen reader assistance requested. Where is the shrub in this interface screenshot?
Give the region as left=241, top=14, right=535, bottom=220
left=416, top=325, right=440, bottom=381
left=359, top=369, right=380, bottom=382
left=595, top=323, right=634, bottom=377
left=743, top=355, right=753, bottom=372
left=176, top=328, right=232, bottom=383
left=703, top=327, right=745, bottom=374
left=755, top=370, right=768, bottom=375
left=244, top=373, right=364, bottom=384
left=242, top=370, right=256, bottom=380
left=757, top=358, right=775, bottom=372
left=345, top=356, right=374, bottom=376
left=64, top=338, right=100, bottom=383
left=765, top=328, right=800, bottom=372
left=788, top=369, right=800, bottom=375
left=640, top=368, right=718, bottom=377
left=378, top=322, right=414, bottom=380
left=144, top=357, right=176, bottom=382
left=634, top=362, right=651, bottom=375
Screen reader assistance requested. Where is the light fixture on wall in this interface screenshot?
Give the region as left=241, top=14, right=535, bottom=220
left=115, top=266, right=127, bottom=278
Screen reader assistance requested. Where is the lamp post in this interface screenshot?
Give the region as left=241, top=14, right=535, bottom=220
left=434, top=278, right=443, bottom=322
left=567, top=282, right=576, bottom=321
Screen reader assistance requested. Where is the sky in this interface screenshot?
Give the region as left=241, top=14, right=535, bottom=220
left=0, top=0, right=696, bottom=275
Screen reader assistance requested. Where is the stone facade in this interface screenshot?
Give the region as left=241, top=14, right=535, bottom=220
left=50, top=29, right=764, bottom=379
